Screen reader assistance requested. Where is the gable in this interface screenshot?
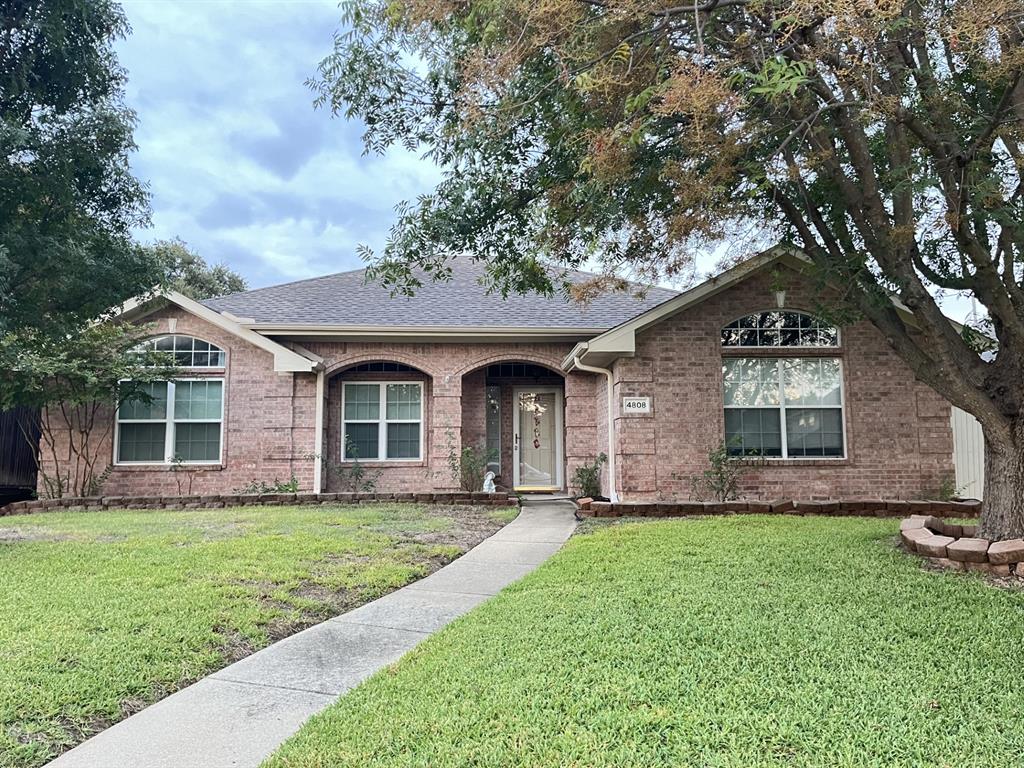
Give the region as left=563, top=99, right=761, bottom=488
left=115, top=291, right=321, bottom=373
left=562, top=247, right=915, bottom=371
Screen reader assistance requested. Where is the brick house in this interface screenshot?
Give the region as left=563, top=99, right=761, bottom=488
left=41, top=249, right=961, bottom=501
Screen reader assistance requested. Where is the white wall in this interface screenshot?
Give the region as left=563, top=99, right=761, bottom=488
left=951, top=407, right=985, bottom=499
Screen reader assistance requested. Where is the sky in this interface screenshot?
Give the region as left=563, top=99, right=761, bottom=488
left=115, top=0, right=977, bottom=323
left=117, top=0, right=442, bottom=289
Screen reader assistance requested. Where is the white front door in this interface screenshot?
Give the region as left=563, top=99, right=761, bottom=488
left=512, top=387, right=564, bottom=491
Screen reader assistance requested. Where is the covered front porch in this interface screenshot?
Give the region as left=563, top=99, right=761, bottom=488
left=461, top=361, right=566, bottom=493
left=310, top=348, right=597, bottom=496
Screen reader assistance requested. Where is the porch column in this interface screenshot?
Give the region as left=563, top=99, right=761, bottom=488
left=430, top=372, right=462, bottom=491
left=564, top=371, right=598, bottom=491
left=312, top=368, right=326, bottom=494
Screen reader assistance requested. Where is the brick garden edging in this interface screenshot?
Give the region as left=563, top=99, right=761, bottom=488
left=900, top=515, right=1024, bottom=576
left=0, top=492, right=519, bottom=517
left=575, top=498, right=982, bottom=518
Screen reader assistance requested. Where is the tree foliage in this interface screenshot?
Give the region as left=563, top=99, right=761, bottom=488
left=316, top=0, right=1024, bottom=537
left=0, top=0, right=163, bottom=337
left=144, top=238, right=248, bottom=300
left=0, top=324, right=178, bottom=498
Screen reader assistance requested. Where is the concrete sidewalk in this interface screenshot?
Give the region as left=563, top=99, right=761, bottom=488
left=46, top=500, right=577, bottom=768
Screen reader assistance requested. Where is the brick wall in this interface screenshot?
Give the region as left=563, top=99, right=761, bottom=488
left=38, top=269, right=955, bottom=502
left=303, top=341, right=594, bottom=494
left=612, top=265, right=955, bottom=501
left=38, top=306, right=318, bottom=497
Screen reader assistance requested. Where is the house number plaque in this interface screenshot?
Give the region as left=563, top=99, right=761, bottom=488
left=622, top=397, right=652, bottom=415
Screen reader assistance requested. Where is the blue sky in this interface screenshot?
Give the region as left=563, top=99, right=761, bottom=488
left=116, top=0, right=977, bottom=324
left=118, top=0, right=442, bottom=288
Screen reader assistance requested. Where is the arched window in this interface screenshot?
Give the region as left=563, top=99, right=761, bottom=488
left=721, top=312, right=845, bottom=459
left=721, top=311, right=838, bottom=348
left=116, top=335, right=225, bottom=465
left=138, top=335, right=226, bottom=367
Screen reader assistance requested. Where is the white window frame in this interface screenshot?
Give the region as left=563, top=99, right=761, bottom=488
left=721, top=310, right=842, bottom=349
left=723, top=357, right=847, bottom=460
left=137, top=335, right=227, bottom=368
left=114, top=378, right=226, bottom=466
left=341, top=381, right=424, bottom=462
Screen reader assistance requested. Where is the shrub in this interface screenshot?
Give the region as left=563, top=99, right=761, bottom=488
left=571, top=453, right=607, bottom=499
left=234, top=476, right=300, bottom=495
left=449, top=443, right=497, bottom=492
left=328, top=438, right=382, bottom=493
left=690, top=442, right=744, bottom=502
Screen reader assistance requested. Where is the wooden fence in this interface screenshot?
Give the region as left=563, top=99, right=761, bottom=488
left=0, top=407, right=39, bottom=501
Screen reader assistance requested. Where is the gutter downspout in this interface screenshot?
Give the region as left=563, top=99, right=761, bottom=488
left=313, top=368, right=325, bottom=494
left=572, top=353, right=618, bottom=503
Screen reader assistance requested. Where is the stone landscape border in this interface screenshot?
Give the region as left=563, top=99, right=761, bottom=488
left=575, top=498, right=982, bottom=518
left=0, top=491, right=519, bottom=517
left=900, top=515, right=1024, bottom=576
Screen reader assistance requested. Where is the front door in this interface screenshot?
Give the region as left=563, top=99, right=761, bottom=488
left=512, top=387, right=564, bottom=491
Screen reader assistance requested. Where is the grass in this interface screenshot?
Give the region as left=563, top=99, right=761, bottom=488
left=266, top=515, right=1024, bottom=768
left=0, top=503, right=518, bottom=768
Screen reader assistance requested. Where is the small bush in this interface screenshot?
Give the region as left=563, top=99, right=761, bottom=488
left=934, top=474, right=965, bottom=501
left=449, top=443, right=497, bottom=492
left=690, top=442, right=744, bottom=501
left=571, top=453, right=607, bottom=498
left=234, top=476, right=300, bottom=495
left=328, top=438, right=382, bottom=493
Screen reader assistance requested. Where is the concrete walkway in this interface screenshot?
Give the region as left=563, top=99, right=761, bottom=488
left=47, top=500, right=577, bottom=768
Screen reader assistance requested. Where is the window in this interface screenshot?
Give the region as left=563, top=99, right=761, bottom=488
left=485, top=385, right=501, bottom=474
left=136, top=335, right=226, bottom=367
left=342, top=382, right=423, bottom=461
left=721, top=311, right=843, bottom=458
left=722, top=311, right=839, bottom=348
left=116, top=379, right=224, bottom=464
left=723, top=358, right=844, bottom=458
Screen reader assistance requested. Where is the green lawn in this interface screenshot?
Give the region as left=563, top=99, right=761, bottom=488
left=267, top=515, right=1024, bottom=768
left=0, top=503, right=517, bottom=768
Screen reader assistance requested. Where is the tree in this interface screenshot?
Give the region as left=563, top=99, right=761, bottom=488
left=314, top=0, right=1024, bottom=538
left=145, top=238, right=248, bottom=300
left=0, top=0, right=163, bottom=337
left=0, top=324, right=178, bottom=498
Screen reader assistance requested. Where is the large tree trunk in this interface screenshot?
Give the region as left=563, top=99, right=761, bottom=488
left=978, top=426, right=1024, bottom=541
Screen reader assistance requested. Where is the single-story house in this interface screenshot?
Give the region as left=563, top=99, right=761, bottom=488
left=40, top=249, right=975, bottom=502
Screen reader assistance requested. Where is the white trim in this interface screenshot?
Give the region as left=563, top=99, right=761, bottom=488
left=485, top=385, right=501, bottom=475
left=562, top=247, right=920, bottom=372
left=113, top=377, right=226, bottom=466
left=571, top=356, right=618, bottom=502
left=116, top=290, right=320, bottom=372
left=340, top=381, right=424, bottom=462
left=243, top=325, right=605, bottom=342
left=313, top=368, right=325, bottom=493
left=722, top=357, right=847, bottom=460
left=720, top=309, right=842, bottom=349
left=136, top=334, right=228, bottom=368
left=511, top=386, right=565, bottom=491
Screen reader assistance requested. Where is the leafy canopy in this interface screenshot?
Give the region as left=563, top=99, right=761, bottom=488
left=143, top=238, right=249, bottom=300
left=0, top=322, right=180, bottom=497
left=0, top=0, right=163, bottom=337
left=313, top=1, right=1023, bottom=426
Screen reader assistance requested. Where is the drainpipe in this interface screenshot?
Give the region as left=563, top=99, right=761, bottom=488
left=571, top=353, right=618, bottom=503
left=312, top=368, right=325, bottom=494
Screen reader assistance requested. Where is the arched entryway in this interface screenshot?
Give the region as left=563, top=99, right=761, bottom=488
left=460, top=361, right=566, bottom=492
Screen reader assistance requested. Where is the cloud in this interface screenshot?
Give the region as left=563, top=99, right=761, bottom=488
left=117, top=0, right=439, bottom=288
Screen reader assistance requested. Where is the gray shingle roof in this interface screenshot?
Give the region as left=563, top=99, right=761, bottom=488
left=203, top=259, right=678, bottom=330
